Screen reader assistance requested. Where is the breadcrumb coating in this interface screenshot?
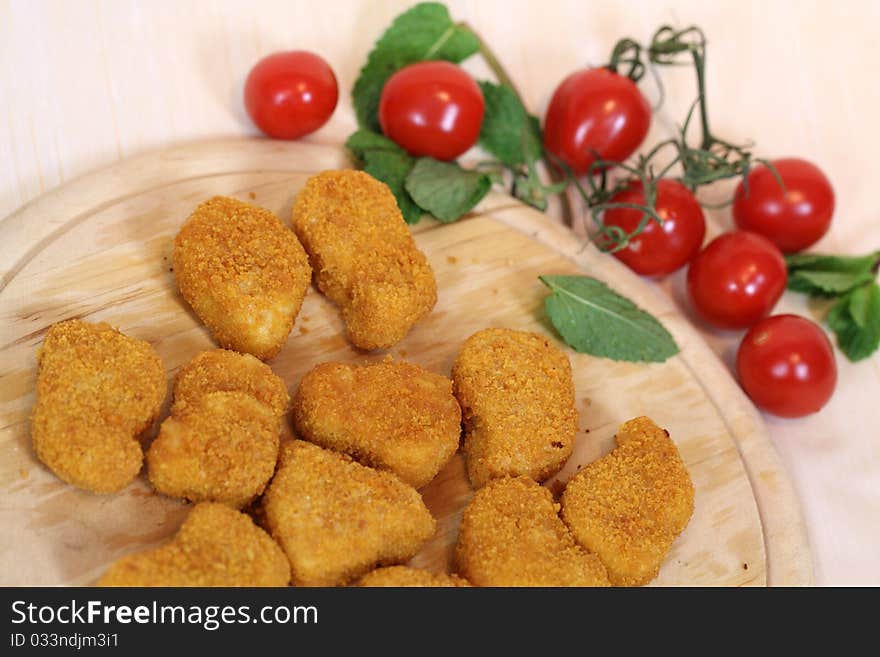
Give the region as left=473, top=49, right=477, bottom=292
left=357, top=566, right=470, bottom=587
left=147, top=391, right=280, bottom=508
left=292, top=359, right=460, bottom=488
left=291, top=170, right=437, bottom=350
left=173, top=349, right=289, bottom=418
left=451, top=328, right=577, bottom=488
left=262, top=441, right=436, bottom=587
left=31, top=320, right=166, bottom=493
left=97, top=503, right=289, bottom=586
left=455, top=476, right=610, bottom=587
left=561, top=416, right=695, bottom=586
left=173, top=196, right=311, bottom=360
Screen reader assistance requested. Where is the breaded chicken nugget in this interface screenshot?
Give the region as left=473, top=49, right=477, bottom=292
left=561, top=416, right=695, bottom=586
left=97, top=502, right=289, bottom=586
left=147, top=392, right=280, bottom=508
left=31, top=319, right=166, bottom=493
left=291, top=170, right=437, bottom=350
left=173, top=349, right=289, bottom=417
left=147, top=350, right=287, bottom=507
left=452, top=328, right=577, bottom=488
left=262, top=441, right=436, bottom=586
left=455, top=476, right=609, bottom=587
left=292, top=359, right=460, bottom=488
left=173, top=196, right=311, bottom=360
left=357, top=566, right=470, bottom=587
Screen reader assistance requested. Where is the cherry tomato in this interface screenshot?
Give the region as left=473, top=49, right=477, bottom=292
left=604, top=179, right=706, bottom=276
left=736, top=314, right=837, bottom=417
left=733, top=158, right=835, bottom=253
left=543, top=68, right=651, bottom=176
left=244, top=51, right=338, bottom=140
left=686, top=232, right=787, bottom=329
left=378, top=61, right=484, bottom=161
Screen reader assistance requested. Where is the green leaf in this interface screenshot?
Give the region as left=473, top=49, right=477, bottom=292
left=788, top=270, right=876, bottom=297
left=827, top=283, right=880, bottom=362
left=539, top=275, right=679, bottom=363
left=345, top=128, right=407, bottom=153
left=477, top=81, right=542, bottom=167
left=785, top=251, right=880, bottom=297
left=345, top=130, right=422, bottom=224
left=785, top=251, right=879, bottom=274
left=352, top=2, right=480, bottom=132
left=404, top=157, right=491, bottom=223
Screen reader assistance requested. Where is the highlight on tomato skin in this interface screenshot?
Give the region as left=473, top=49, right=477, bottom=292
left=244, top=51, right=339, bottom=140
left=686, top=231, right=787, bottom=330
left=378, top=61, right=485, bottom=161
left=733, top=158, right=835, bottom=253
left=604, top=179, right=706, bottom=277
left=542, top=68, right=651, bottom=176
left=736, top=314, right=837, bottom=418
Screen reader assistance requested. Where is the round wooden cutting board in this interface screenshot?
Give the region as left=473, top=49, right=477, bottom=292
left=0, top=139, right=812, bottom=586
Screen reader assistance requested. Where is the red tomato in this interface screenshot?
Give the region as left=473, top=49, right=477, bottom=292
left=733, top=158, right=835, bottom=253
left=543, top=68, right=651, bottom=176
left=686, top=232, right=787, bottom=329
left=604, top=179, right=706, bottom=276
left=378, top=61, right=485, bottom=161
left=736, top=314, right=837, bottom=417
left=244, top=51, right=338, bottom=140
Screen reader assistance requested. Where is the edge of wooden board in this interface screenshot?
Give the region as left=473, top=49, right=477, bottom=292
left=0, top=137, right=813, bottom=585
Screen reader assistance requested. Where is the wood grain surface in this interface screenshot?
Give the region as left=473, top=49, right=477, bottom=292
left=0, top=140, right=811, bottom=586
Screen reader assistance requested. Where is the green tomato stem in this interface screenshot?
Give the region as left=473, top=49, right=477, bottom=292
left=459, top=21, right=574, bottom=227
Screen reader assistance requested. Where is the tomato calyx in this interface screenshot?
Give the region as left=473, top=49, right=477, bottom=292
left=603, top=25, right=782, bottom=197
left=543, top=24, right=788, bottom=257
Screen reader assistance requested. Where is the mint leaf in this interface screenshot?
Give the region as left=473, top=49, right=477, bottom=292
left=478, top=81, right=542, bottom=167
left=788, top=270, right=876, bottom=296
left=539, top=275, right=679, bottom=363
left=405, top=157, right=491, bottom=222
left=345, top=128, right=406, bottom=153
left=345, top=130, right=422, bottom=224
left=826, top=283, right=880, bottom=361
left=352, top=2, right=479, bottom=132
left=785, top=251, right=880, bottom=296
left=785, top=251, right=879, bottom=273
left=848, top=282, right=877, bottom=329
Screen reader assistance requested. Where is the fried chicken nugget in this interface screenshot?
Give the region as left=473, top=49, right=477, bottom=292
left=455, top=476, right=610, bottom=587
left=452, top=328, right=577, bottom=488
left=173, top=196, right=311, bottom=360
left=31, top=320, right=166, bottom=493
left=147, top=349, right=287, bottom=507
left=147, top=392, right=280, bottom=508
left=173, top=348, right=290, bottom=417
left=357, top=566, right=470, bottom=587
left=97, top=502, right=289, bottom=586
left=561, top=416, right=695, bottom=586
left=262, top=441, right=436, bottom=586
left=291, top=170, right=437, bottom=350
left=292, top=359, right=460, bottom=488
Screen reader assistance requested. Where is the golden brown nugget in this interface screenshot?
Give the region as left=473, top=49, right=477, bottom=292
left=561, top=417, right=695, bottom=586
left=98, top=503, right=289, bottom=586
left=147, top=392, right=280, bottom=508
left=173, top=349, right=289, bottom=418
left=173, top=196, right=311, bottom=360
left=262, top=441, right=436, bottom=586
left=452, top=328, right=577, bottom=488
left=291, top=170, right=437, bottom=350
left=357, top=566, right=470, bottom=587
left=455, top=476, right=610, bottom=587
left=31, top=319, right=166, bottom=493
left=292, top=359, right=460, bottom=488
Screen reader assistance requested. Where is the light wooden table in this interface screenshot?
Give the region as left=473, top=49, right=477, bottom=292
left=2, top=0, right=878, bottom=585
